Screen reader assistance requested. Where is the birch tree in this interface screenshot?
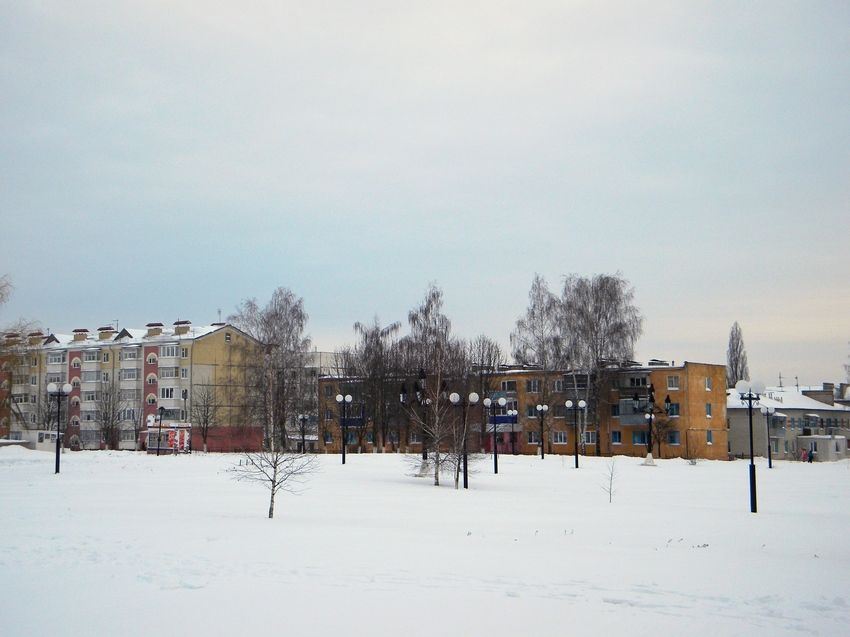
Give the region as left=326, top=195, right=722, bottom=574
left=232, top=451, right=317, bottom=519
left=560, top=273, right=643, bottom=455
left=727, top=322, right=749, bottom=388
left=229, top=288, right=311, bottom=451
left=511, top=274, right=562, bottom=457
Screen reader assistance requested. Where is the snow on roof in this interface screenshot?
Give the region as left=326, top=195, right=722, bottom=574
left=727, top=386, right=850, bottom=413
left=41, top=324, right=233, bottom=348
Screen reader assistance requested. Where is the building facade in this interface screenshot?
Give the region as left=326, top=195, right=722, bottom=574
left=316, top=360, right=728, bottom=460
left=1, top=321, right=263, bottom=453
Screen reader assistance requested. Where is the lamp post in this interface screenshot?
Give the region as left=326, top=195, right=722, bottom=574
left=633, top=384, right=656, bottom=458
left=449, top=391, right=479, bottom=489
left=335, top=393, right=352, bottom=464
left=483, top=396, right=506, bottom=474
left=760, top=404, right=776, bottom=469
left=47, top=382, right=73, bottom=474
left=156, top=405, right=165, bottom=457
left=565, top=399, right=586, bottom=469
left=736, top=379, right=766, bottom=513
left=536, top=403, right=549, bottom=459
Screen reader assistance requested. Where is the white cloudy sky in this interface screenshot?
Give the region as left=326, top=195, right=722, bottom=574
left=1, top=2, right=848, bottom=385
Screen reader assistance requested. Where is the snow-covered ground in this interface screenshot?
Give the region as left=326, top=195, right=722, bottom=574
left=1, top=447, right=847, bottom=636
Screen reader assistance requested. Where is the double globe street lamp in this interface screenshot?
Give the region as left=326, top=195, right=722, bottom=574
left=565, top=399, right=586, bottom=468
left=449, top=391, right=479, bottom=489
left=47, top=382, right=73, bottom=474
left=536, top=403, right=549, bottom=459
left=336, top=393, right=353, bottom=465
left=483, top=396, right=506, bottom=474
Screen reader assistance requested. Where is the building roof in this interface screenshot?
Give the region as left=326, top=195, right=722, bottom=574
left=727, top=386, right=850, bottom=414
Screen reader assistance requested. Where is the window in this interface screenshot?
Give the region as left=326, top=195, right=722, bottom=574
left=121, top=389, right=140, bottom=401
left=527, top=430, right=539, bottom=444
left=772, top=440, right=779, bottom=453
left=122, top=348, right=138, bottom=360
left=706, top=430, right=713, bottom=445
left=706, top=403, right=712, bottom=418
left=552, top=404, right=566, bottom=418
left=552, top=431, right=567, bottom=444
left=147, top=375, right=157, bottom=385
left=180, top=347, right=188, bottom=359
left=147, top=395, right=156, bottom=405
left=410, top=432, right=421, bottom=444
left=121, top=368, right=138, bottom=381
left=225, top=333, right=231, bottom=343
left=82, top=391, right=99, bottom=402
left=159, top=367, right=178, bottom=379
left=667, top=431, right=680, bottom=445
left=611, top=431, right=622, bottom=445
left=324, top=408, right=333, bottom=422
left=632, top=431, right=648, bottom=446
left=83, top=351, right=99, bottom=362
left=705, top=376, right=711, bottom=391
left=102, top=353, right=109, bottom=363
left=180, top=368, right=188, bottom=379
left=784, top=440, right=789, bottom=453
left=12, top=394, right=26, bottom=404
left=526, top=380, right=541, bottom=393
left=611, top=404, right=620, bottom=417
left=72, top=360, right=81, bottom=369
left=667, top=375, right=679, bottom=390
left=500, top=380, right=517, bottom=392
left=584, top=431, right=596, bottom=445
left=102, top=372, right=109, bottom=382
left=552, top=379, right=565, bottom=393
left=47, top=352, right=66, bottom=365
left=628, top=376, right=648, bottom=387
left=31, top=357, right=38, bottom=367
left=160, top=387, right=174, bottom=399
left=324, top=430, right=333, bottom=444
left=120, top=408, right=136, bottom=421
left=159, top=345, right=178, bottom=358
left=667, top=402, right=680, bottom=417
left=71, top=378, right=80, bottom=388
left=81, top=371, right=99, bottom=383
left=526, top=405, right=537, bottom=418
left=147, top=355, right=157, bottom=365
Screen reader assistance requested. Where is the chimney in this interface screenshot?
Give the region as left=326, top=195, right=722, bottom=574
left=173, top=320, right=191, bottom=336
left=72, top=328, right=89, bottom=342
left=97, top=326, right=116, bottom=340
left=146, top=322, right=164, bottom=337
left=28, top=331, right=45, bottom=346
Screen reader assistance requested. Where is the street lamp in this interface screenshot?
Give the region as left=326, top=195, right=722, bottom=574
left=156, top=405, right=165, bottom=457
left=536, top=403, right=549, bottom=459
left=632, top=384, right=656, bottom=458
left=565, top=399, right=587, bottom=468
left=736, top=379, right=766, bottom=513
left=335, top=393, right=352, bottom=465
left=449, top=391, right=479, bottom=489
left=483, top=396, right=506, bottom=474
left=760, top=404, right=776, bottom=469
left=47, top=382, right=72, bottom=474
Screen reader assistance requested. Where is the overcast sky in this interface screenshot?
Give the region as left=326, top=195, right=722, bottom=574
left=1, top=2, right=848, bottom=385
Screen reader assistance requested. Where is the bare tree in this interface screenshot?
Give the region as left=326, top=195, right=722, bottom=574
left=560, top=273, right=644, bottom=456
left=601, top=458, right=618, bottom=503
left=399, top=284, right=462, bottom=485
left=727, top=321, right=749, bottom=388
left=191, top=382, right=220, bottom=453
left=231, top=451, right=318, bottom=519
left=229, top=288, right=312, bottom=451
left=350, top=317, right=402, bottom=452
left=97, top=374, right=128, bottom=450
left=511, top=274, right=562, bottom=458
left=468, top=335, right=504, bottom=452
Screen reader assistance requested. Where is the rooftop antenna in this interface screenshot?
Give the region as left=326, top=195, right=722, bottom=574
left=795, top=375, right=799, bottom=389
left=778, top=372, right=783, bottom=388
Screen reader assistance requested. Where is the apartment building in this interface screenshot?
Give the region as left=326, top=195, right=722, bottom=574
left=1, top=321, right=262, bottom=453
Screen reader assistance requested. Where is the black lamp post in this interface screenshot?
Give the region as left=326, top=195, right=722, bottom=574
left=508, top=408, right=518, bottom=455
left=760, top=405, right=775, bottom=469
left=449, top=391, right=479, bottom=489
left=565, top=399, right=586, bottom=469
left=536, top=403, right=549, bottom=459
left=336, top=393, right=352, bottom=464
left=483, top=396, right=506, bottom=474
left=47, top=382, right=72, bottom=474
left=156, top=405, right=165, bottom=456
left=736, top=379, right=765, bottom=513
left=633, top=383, right=656, bottom=457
